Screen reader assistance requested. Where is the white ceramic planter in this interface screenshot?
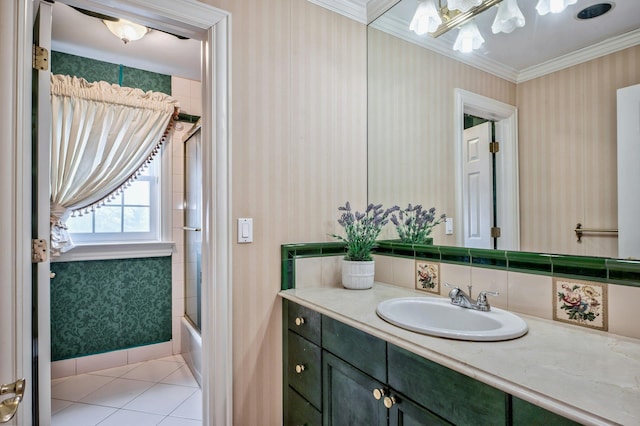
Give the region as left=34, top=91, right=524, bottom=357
left=342, top=259, right=375, bottom=290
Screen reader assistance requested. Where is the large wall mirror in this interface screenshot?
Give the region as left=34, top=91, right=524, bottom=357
left=368, top=0, right=640, bottom=259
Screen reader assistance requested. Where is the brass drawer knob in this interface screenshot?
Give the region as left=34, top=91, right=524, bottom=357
left=372, top=388, right=385, bottom=400
left=383, top=396, right=397, bottom=409
left=295, top=317, right=305, bottom=326
left=295, top=364, right=305, bottom=374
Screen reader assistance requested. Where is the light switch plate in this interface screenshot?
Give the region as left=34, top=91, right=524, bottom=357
left=445, top=218, right=453, bottom=235
left=238, top=218, right=253, bottom=243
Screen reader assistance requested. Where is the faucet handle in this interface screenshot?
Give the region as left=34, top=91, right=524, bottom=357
left=476, top=290, right=499, bottom=310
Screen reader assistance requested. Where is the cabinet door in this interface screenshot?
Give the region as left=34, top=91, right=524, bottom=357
left=323, top=351, right=387, bottom=426
left=512, top=397, right=581, bottom=426
left=286, top=387, right=322, bottom=426
left=388, top=392, right=453, bottom=426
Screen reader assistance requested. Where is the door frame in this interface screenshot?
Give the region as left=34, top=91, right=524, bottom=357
left=13, top=1, right=233, bottom=424
left=454, top=88, right=520, bottom=251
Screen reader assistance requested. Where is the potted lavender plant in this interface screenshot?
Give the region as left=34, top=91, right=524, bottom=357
left=391, top=204, right=446, bottom=245
left=332, top=201, right=398, bottom=289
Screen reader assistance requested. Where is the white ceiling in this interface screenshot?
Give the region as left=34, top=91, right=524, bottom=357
left=51, top=2, right=201, bottom=81
left=51, top=0, right=640, bottom=84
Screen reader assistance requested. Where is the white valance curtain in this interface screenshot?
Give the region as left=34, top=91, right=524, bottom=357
left=50, top=74, right=180, bottom=256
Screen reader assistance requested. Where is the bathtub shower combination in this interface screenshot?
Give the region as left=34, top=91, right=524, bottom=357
left=182, top=124, right=203, bottom=386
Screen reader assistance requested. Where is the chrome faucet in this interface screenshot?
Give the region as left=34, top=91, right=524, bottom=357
left=445, top=283, right=499, bottom=312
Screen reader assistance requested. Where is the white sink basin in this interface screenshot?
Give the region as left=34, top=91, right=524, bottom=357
left=376, top=297, right=528, bottom=341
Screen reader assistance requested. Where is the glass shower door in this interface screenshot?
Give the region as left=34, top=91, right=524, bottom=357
left=184, top=128, right=202, bottom=331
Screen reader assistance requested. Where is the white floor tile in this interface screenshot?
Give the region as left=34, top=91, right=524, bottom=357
left=161, top=365, right=198, bottom=387
left=51, top=374, right=115, bottom=402
left=158, top=354, right=187, bottom=364
left=169, top=389, right=202, bottom=420
left=123, top=383, right=197, bottom=416
left=158, top=416, right=202, bottom=426
left=51, top=398, right=73, bottom=415
left=121, top=359, right=183, bottom=382
left=90, top=362, right=141, bottom=379
left=97, top=409, right=165, bottom=426
left=52, top=402, right=117, bottom=426
left=81, top=378, right=155, bottom=408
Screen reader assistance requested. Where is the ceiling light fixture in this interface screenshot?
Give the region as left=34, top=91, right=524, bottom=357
left=409, top=0, right=576, bottom=53
left=103, top=18, right=149, bottom=44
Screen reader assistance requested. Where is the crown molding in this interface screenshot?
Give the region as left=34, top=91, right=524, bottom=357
left=366, top=0, right=400, bottom=23
left=307, top=0, right=369, bottom=24
left=516, top=29, right=640, bottom=83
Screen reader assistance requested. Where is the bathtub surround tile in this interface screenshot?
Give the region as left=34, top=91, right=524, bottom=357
left=470, top=267, right=509, bottom=309
left=415, top=261, right=440, bottom=294
left=507, top=272, right=553, bottom=319
left=605, top=284, right=639, bottom=339
left=552, top=278, right=608, bottom=331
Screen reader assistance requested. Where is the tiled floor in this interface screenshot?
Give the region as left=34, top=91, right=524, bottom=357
left=51, top=355, right=201, bottom=426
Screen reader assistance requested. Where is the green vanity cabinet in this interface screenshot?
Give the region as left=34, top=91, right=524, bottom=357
left=388, top=344, right=507, bottom=425
left=283, top=299, right=578, bottom=426
left=512, top=397, right=581, bottom=426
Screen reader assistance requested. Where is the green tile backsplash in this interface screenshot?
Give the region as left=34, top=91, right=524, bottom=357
left=281, top=241, right=640, bottom=290
left=50, top=256, right=172, bottom=361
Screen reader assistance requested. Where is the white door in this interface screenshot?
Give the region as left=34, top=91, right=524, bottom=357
left=462, top=122, right=493, bottom=249
left=617, top=84, right=640, bottom=259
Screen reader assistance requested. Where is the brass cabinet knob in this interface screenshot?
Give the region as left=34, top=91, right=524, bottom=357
left=372, top=388, right=385, bottom=400
left=295, top=364, right=305, bottom=374
left=295, top=317, right=305, bottom=326
left=383, top=396, right=397, bottom=409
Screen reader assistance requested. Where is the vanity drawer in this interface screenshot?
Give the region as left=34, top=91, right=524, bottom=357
left=285, top=386, right=322, bottom=426
left=388, top=343, right=507, bottom=425
left=287, top=301, right=321, bottom=345
left=287, top=330, right=322, bottom=410
left=322, top=315, right=387, bottom=383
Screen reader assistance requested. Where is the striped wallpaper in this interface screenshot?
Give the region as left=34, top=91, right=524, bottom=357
left=203, top=0, right=367, bottom=424
left=367, top=27, right=516, bottom=242
left=517, top=45, right=640, bottom=257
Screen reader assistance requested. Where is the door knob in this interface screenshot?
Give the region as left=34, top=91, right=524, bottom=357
left=295, top=364, right=305, bottom=374
left=0, top=378, right=25, bottom=423
left=372, top=388, right=385, bottom=400
left=294, top=317, right=305, bottom=326
left=383, top=395, right=397, bottom=409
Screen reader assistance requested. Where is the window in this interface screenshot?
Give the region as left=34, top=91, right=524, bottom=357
left=67, top=158, right=161, bottom=244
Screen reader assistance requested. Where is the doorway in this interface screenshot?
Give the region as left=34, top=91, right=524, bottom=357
left=454, top=88, right=520, bottom=252
left=13, top=1, right=232, bottom=424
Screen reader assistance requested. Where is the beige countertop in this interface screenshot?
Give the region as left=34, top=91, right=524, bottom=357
left=280, top=282, right=640, bottom=426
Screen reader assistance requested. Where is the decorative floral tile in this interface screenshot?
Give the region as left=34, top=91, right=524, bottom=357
left=415, top=261, right=440, bottom=294
left=553, top=278, right=608, bottom=331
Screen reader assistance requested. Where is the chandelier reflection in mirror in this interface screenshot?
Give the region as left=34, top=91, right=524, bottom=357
left=409, top=0, right=577, bottom=53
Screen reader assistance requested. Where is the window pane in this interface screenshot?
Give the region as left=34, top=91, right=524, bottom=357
left=95, top=207, right=122, bottom=233
left=67, top=213, right=92, bottom=233
left=124, top=181, right=150, bottom=206
left=124, top=206, right=150, bottom=232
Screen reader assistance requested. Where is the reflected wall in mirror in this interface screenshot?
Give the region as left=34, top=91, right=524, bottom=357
left=368, top=0, right=640, bottom=259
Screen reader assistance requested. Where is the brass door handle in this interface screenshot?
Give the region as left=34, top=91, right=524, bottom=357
left=0, top=378, right=25, bottom=423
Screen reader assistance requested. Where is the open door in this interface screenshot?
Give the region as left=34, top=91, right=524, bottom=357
left=33, top=1, right=54, bottom=424
left=462, top=122, right=493, bottom=249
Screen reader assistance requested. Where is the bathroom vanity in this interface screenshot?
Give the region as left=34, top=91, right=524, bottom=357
left=280, top=283, right=640, bottom=425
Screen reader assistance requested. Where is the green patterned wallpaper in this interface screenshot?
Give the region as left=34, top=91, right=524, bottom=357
left=50, top=257, right=172, bottom=361
left=51, top=51, right=172, bottom=94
